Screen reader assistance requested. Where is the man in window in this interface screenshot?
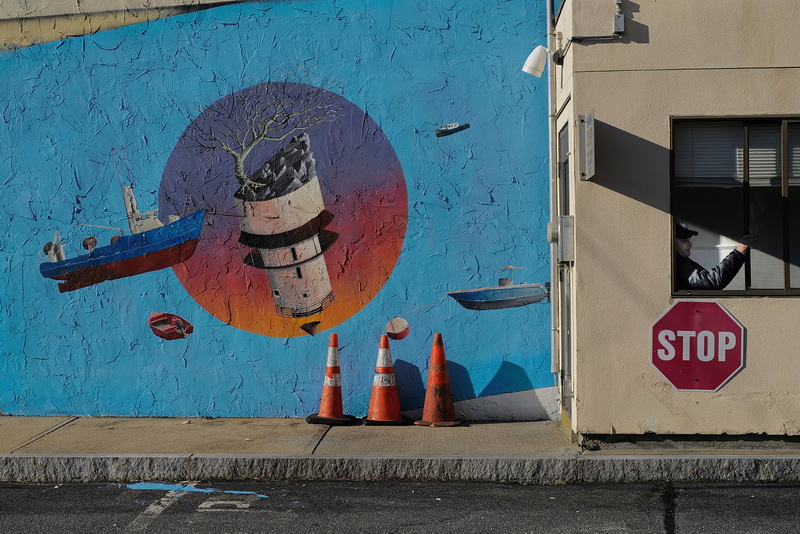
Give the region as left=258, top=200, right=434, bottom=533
left=674, top=220, right=756, bottom=290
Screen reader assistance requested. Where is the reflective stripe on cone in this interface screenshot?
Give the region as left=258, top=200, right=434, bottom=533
left=364, top=334, right=411, bottom=425
left=306, top=333, right=359, bottom=426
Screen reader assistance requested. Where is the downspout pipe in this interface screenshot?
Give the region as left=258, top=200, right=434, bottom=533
left=546, top=0, right=559, bottom=377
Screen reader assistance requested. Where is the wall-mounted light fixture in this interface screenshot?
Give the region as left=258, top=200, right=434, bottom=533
left=521, top=45, right=547, bottom=78
left=522, top=45, right=566, bottom=79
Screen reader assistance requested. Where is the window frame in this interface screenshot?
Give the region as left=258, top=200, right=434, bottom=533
left=671, top=115, right=800, bottom=297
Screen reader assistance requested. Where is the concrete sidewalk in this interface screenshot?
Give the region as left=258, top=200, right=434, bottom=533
left=2, top=416, right=800, bottom=484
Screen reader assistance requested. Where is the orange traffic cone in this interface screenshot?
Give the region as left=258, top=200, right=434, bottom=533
left=414, top=333, right=461, bottom=427
left=363, top=335, right=411, bottom=425
left=306, top=334, right=358, bottom=425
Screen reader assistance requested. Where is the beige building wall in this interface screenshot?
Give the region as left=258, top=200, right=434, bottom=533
left=557, top=0, right=800, bottom=436
left=0, top=1, right=234, bottom=50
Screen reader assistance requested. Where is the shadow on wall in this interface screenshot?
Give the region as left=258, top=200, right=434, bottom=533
left=394, top=359, right=425, bottom=411
left=593, top=119, right=795, bottom=275
left=395, top=359, right=536, bottom=411
left=620, top=1, right=649, bottom=44
left=567, top=1, right=648, bottom=46
left=449, top=361, right=477, bottom=403
left=479, top=361, right=534, bottom=397
left=594, top=120, right=741, bottom=258
left=592, top=120, right=669, bottom=215
left=583, top=122, right=673, bottom=308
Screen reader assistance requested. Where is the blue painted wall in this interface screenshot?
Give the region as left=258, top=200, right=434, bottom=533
left=0, top=0, right=550, bottom=418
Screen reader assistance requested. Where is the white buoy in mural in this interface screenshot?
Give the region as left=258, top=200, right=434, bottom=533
left=386, top=317, right=410, bottom=340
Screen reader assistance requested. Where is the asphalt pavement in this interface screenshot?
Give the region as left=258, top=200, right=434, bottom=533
left=6, top=480, right=800, bottom=533
left=2, top=416, right=800, bottom=484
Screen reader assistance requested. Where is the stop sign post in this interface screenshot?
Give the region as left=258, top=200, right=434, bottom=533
left=651, top=300, right=745, bottom=391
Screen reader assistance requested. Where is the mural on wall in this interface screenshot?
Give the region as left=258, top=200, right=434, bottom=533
left=39, top=184, right=204, bottom=293
left=1, top=0, right=552, bottom=419
left=162, top=79, right=407, bottom=338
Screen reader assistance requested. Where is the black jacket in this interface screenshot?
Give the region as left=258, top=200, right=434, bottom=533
left=675, top=250, right=746, bottom=290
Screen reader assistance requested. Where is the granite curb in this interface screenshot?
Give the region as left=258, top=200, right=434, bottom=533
left=3, top=453, right=800, bottom=484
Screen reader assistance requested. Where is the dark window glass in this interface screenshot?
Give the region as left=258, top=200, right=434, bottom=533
left=748, top=124, right=783, bottom=289
left=672, top=118, right=800, bottom=294
left=788, top=122, right=800, bottom=288
left=558, top=123, right=570, bottom=216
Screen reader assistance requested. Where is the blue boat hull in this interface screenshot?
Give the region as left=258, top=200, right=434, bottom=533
left=40, top=210, right=205, bottom=292
left=447, top=284, right=548, bottom=310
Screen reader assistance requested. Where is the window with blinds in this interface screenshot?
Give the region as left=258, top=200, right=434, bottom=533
left=674, top=121, right=744, bottom=187
left=672, top=118, right=800, bottom=293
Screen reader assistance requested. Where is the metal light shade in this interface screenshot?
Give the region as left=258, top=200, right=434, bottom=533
left=522, top=45, right=547, bottom=77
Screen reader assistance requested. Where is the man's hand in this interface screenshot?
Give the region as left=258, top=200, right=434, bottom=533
left=736, top=235, right=758, bottom=254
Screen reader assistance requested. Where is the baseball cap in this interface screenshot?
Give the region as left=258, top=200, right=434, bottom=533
left=675, top=220, right=699, bottom=239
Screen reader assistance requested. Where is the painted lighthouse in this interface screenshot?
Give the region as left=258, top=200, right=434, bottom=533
left=234, top=133, right=338, bottom=318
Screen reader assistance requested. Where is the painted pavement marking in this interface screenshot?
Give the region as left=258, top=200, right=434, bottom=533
left=124, top=483, right=198, bottom=532
left=123, top=482, right=269, bottom=529
left=198, top=494, right=258, bottom=512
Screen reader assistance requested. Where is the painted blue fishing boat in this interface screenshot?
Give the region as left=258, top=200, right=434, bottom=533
left=447, top=266, right=548, bottom=310
left=40, top=186, right=204, bottom=293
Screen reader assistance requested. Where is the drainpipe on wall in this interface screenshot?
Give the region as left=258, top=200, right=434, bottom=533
left=546, top=0, right=560, bottom=377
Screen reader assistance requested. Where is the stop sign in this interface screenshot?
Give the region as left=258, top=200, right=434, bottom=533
left=651, top=300, right=745, bottom=391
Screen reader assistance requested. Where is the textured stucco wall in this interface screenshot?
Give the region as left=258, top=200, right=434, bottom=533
left=0, top=0, right=224, bottom=19
left=0, top=1, right=233, bottom=50
left=563, top=0, right=800, bottom=435
left=0, top=1, right=555, bottom=420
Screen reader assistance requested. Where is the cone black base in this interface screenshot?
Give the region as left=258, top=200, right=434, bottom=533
left=362, top=414, right=414, bottom=426
left=306, top=414, right=360, bottom=425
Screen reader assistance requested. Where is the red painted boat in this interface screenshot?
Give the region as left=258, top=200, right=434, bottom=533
left=149, top=313, right=193, bottom=340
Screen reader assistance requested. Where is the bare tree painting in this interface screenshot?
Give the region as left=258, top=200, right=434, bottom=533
left=185, top=72, right=339, bottom=196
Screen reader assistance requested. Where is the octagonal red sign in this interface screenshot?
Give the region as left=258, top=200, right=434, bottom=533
left=651, top=300, right=745, bottom=391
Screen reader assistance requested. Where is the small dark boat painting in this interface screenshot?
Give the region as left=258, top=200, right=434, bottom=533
left=149, top=312, right=193, bottom=340
left=435, top=122, right=470, bottom=137
left=447, top=266, right=548, bottom=311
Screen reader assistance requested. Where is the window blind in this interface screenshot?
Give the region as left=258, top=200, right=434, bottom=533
left=674, top=121, right=744, bottom=186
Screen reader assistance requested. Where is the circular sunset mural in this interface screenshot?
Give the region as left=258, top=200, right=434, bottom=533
left=159, top=83, right=407, bottom=338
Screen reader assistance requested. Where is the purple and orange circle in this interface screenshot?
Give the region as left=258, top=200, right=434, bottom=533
left=159, top=83, right=407, bottom=337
